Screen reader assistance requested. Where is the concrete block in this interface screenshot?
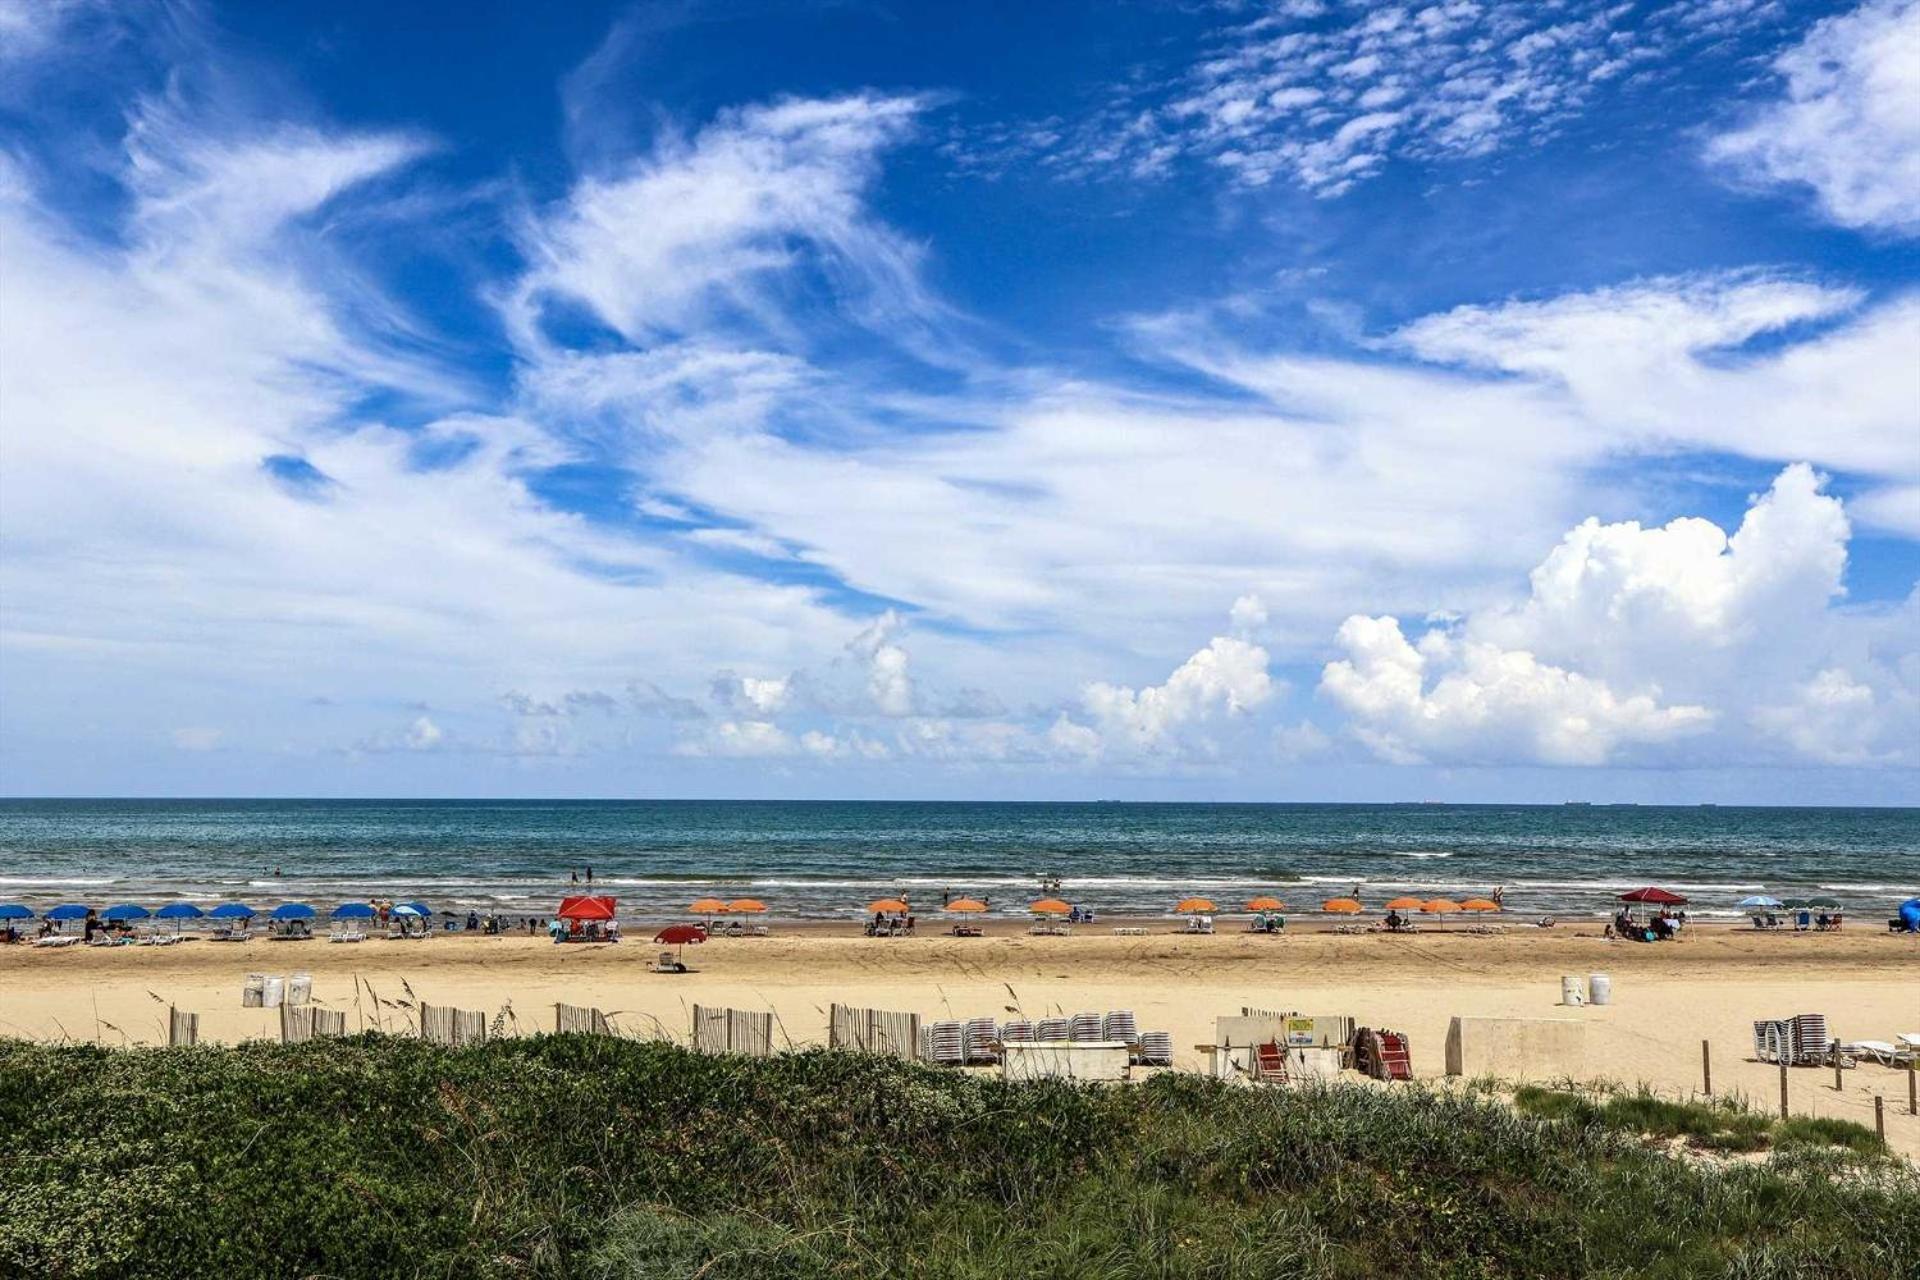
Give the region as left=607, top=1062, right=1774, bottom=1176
left=1445, top=1015, right=1586, bottom=1079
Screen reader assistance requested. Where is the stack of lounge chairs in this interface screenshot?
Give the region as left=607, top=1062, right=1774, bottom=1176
left=1754, top=1013, right=1841, bottom=1066
left=911, top=1009, right=1174, bottom=1070
left=1137, top=1031, right=1174, bottom=1067
left=923, top=1020, right=966, bottom=1065
left=1354, top=1026, right=1414, bottom=1081
left=963, top=1016, right=999, bottom=1064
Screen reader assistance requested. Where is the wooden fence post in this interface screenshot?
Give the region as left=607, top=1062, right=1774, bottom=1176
left=1701, top=1040, right=1711, bottom=1096
left=1833, top=1047, right=1844, bottom=1093
left=1779, top=1060, right=1789, bottom=1119
left=1875, top=1095, right=1885, bottom=1143
left=1909, top=1062, right=1916, bottom=1116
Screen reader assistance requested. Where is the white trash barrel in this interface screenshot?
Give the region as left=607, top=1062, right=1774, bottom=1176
left=242, top=973, right=265, bottom=1008
left=1587, top=973, right=1612, bottom=1006
left=1560, top=975, right=1586, bottom=1006
left=261, top=975, right=285, bottom=1008
left=287, top=973, right=312, bottom=1006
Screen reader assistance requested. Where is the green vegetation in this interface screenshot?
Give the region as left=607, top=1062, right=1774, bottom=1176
left=1512, top=1084, right=1883, bottom=1155
left=0, top=1037, right=1914, bottom=1279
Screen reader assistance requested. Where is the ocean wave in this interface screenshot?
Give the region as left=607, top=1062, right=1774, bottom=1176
left=1391, top=851, right=1453, bottom=859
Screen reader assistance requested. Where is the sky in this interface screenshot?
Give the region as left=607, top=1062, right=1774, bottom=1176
left=0, top=0, right=1916, bottom=802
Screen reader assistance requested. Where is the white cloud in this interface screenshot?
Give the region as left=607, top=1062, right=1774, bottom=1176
left=507, top=94, right=934, bottom=354
left=1322, top=615, right=1714, bottom=766
left=1708, top=0, right=1920, bottom=234
left=1320, top=465, right=1917, bottom=767
left=967, top=0, right=1792, bottom=194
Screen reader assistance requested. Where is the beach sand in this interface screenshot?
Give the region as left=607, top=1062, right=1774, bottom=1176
left=4, top=921, right=1916, bottom=1156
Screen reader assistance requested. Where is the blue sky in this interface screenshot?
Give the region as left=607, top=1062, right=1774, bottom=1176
left=0, top=0, right=1915, bottom=800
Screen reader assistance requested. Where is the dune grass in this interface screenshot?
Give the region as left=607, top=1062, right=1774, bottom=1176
left=1512, top=1083, right=1883, bottom=1156
left=0, top=1036, right=1913, bottom=1278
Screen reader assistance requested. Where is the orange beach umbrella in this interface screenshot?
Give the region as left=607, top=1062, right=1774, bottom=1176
left=867, top=898, right=910, bottom=915
left=1460, top=898, right=1501, bottom=912
left=1030, top=897, right=1071, bottom=916
left=945, top=898, right=987, bottom=914
left=1321, top=898, right=1363, bottom=914
left=1175, top=897, right=1216, bottom=914
left=1245, top=895, right=1287, bottom=912
left=1384, top=895, right=1425, bottom=911
left=688, top=897, right=728, bottom=915
left=1421, top=898, right=1463, bottom=916
left=726, top=899, right=767, bottom=914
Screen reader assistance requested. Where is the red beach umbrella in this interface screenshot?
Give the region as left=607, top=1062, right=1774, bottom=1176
left=1617, top=887, right=1688, bottom=906
left=653, top=924, right=707, bottom=946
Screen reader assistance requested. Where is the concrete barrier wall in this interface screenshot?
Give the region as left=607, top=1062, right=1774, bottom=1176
left=1445, top=1016, right=1585, bottom=1079
left=1002, top=1041, right=1130, bottom=1082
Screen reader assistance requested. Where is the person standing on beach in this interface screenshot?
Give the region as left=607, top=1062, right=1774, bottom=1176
left=569, top=869, right=578, bottom=884
left=585, top=866, right=593, bottom=885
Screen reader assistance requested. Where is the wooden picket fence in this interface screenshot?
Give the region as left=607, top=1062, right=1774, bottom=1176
left=168, top=1006, right=198, bottom=1047
left=280, top=1004, right=346, bottom=1044
left=692, top=1005, right=773, bottom=1056
left=419, top=1002, right=488, bottom=1047
left=828, top=1003, right=922, bottom=1059
left=555, top=1003, right=613, bottom=1036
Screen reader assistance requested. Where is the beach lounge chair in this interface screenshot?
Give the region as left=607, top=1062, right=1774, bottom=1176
left=1102, top=1010, right=1138, bottom=1047
left=1068, top=1012, right=1103, bottom=1043
left=1253, top=1041, right=1288, bottom=1083
left=998, top=1020, right=1034, bottom=1045
left=649, top=950, right=688, bottom=974
left=1035, top=1016, right=1071, bottom=1042
left=1841, top=1040, right=1901, bottom=1066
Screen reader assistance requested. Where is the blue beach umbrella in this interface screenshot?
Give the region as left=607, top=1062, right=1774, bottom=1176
left=0, top=904, right=32, bottom=921
left=269, top=903, right=316, bottom=921
left=1899, top=898, right=1920, bottom=933
left=391, top=904, right=423, bottom=917
left=1736, top=895, right=1783, bottom=909
left=209, top=902, right=255, bottom=919
left=45, top=904, right=92, bottom=921
left=401, top=902, right=432, bottom=917
left=155, top=903, right=205, bottom=920
left=331, top=902, right=376, bottom=919
left=102, top=904, right=150, bottom=922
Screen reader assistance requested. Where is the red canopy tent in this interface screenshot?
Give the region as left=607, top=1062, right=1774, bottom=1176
left=558, top=895, right=617, bottom=920
left=1617, top=888, right=1688, bottom=906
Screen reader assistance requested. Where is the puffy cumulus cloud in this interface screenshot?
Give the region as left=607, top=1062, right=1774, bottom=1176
left=1042, top=605, right=1279, bottom=761
left=1707, top=0, right=1920, bottom=235
left=507, top=93, right=934, bottom=354
left=711, top=673, right=792, bottom=716
left=1322, top=615, right=1714, bottom=765
left=1081, top=636, right=1275, bottom=751
left=1321, top=466, right=1918, bottom=767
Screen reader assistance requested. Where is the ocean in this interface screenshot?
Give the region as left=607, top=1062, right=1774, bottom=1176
left=1, top=799, right=1916, bottom=922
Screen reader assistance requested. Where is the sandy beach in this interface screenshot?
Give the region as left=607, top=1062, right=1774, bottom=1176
left=5, top=920, right=1916, bottom=1156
